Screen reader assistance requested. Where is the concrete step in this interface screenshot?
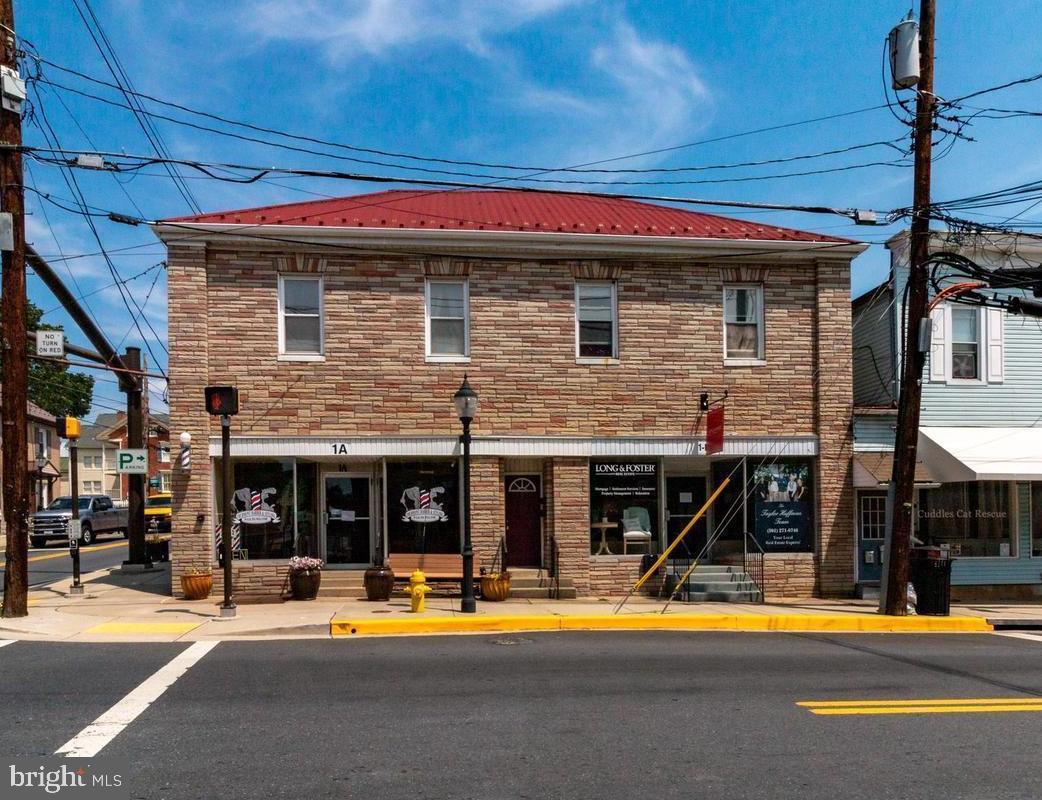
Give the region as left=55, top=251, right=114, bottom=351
left=315, top=587, right=367, bottom=598
left=684, top=581, right=759, bottom=593
left=681, top=590, right=763, bottom=603
left=507, top=586, right=578, bottom=600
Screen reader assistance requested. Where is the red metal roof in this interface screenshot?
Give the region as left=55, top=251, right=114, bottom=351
left=165, top=190, right=851, bottom=244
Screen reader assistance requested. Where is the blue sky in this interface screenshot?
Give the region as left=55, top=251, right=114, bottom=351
left=17, top=0, right=1042, bottom=421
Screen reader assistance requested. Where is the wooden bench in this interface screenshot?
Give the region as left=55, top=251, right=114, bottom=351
left=387, top=553, right=474, bottom=583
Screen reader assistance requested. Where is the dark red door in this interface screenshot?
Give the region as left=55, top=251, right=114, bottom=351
left=504, top=475, right=542, bottom=567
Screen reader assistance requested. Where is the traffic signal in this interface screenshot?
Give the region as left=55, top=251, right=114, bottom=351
left=57, top=416, right=81, bottom=439
left=204, top=386, right=239, bottom=416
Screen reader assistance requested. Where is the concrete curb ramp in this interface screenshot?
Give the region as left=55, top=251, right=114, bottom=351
left=330, top=614, right=993, bottom=637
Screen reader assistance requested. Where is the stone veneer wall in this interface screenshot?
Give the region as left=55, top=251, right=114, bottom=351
left=164, top=245, right=856, bottom=599
left=470, top=456, right=504, bottom=572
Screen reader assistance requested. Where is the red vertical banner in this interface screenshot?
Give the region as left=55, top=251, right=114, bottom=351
left=706, top=406, right=725, bottom=455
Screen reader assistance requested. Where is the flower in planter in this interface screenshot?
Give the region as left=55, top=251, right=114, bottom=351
left=183, top=567, right=212, bottom=577
left=288, top=556, right=324, bottom=574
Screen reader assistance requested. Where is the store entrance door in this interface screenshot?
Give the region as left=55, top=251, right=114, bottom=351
left=504, top=475, right=542, bottom=567
left=857, top=491, right=886, bottom=583
left=322, top=474, right=371, bottom=567
left=666, top=476, right=708, bottom=558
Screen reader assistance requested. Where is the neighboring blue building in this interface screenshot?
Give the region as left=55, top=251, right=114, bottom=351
left=852, top=230, right=1042, bottom=599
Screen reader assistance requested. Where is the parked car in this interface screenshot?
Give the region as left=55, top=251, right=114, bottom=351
left=145, top=492, right=172, bottom=562
left=29, top=495, right=129, bottom=548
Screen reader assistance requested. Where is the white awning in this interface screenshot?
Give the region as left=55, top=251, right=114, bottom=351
left=918, top=427, right=1042, bottom=482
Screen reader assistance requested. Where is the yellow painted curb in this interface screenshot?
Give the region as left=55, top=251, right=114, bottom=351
left=331, top=614, right=992, bottom=637
left=85, top=621, right=202, bottom=635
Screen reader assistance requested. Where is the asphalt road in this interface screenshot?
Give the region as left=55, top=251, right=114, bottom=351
left=0, top=536, right=128, bottom=588
left=2, top=631, right=1042, bottom=799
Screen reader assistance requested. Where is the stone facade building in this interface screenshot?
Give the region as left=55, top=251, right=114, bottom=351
left=155, top=190, right=866, bottom=600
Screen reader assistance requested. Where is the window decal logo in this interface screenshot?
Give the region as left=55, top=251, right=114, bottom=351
left=401, top=486, right=448, bottom=524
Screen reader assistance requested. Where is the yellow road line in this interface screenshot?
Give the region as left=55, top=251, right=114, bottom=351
left=809, top=704, right=1042, bottom=716
left=799, top=697, right=1042, bottom=708
left=27, top=541, right=125, bottom=563
left=84, top=622, right=201, bottom=635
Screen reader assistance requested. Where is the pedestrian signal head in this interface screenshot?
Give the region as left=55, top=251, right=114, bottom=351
left=204, top=386, right=239, bottom=416
left=57, top=417, right=81, bottom=439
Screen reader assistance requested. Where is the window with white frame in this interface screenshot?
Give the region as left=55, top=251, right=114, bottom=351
left=425, top=279, right=469, bottom=359
left=950, top=306, right=980, bottom=380
left=859, top=494, right=887, bottom=540
left=278, top=275, right=323, bottom=357
left=575, top=281, right=618, bottom=360
left=158, top=444, right=171, bottom=464
left=723, top=285, right=764, bottom=361
left=83, top=480, right=101, bottom=494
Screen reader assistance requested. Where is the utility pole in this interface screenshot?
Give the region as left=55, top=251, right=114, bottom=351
left=1, top=0, right=29, bottom=618
left=882, top=0, right=936, bottom=615
left=123, top=346, right=150, bottom=568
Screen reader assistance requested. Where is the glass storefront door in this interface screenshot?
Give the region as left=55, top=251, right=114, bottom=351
left=322, top=474, right=371, bottom=566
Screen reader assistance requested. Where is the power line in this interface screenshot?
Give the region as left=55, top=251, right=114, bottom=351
left=17, top=145, right=876, bottom=221
left=70, top=0, right=200, bottom=213
left=31, top=54, right=894, bottom=176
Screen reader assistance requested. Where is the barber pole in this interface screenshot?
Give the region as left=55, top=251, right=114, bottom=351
left=180, top=444, right=191, bottom=472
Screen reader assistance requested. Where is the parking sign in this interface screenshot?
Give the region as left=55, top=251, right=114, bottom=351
left=116, top=448, right=148, bottom=474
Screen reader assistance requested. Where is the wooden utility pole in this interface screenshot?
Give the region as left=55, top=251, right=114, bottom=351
left=1, top=0, right=29, bottom=618
left=124, top=346, right=149, bottom=567
left=882, top=0, right=936, bottom=615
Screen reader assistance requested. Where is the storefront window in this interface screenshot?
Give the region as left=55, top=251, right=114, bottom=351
left=224, top=460, right=296, bottom=560
left=711, top=460, right=746, bottom=543
left=386, top=461, right=460, bottom=554
left=295, top=462, right=319, bottom=558
left=589, top=462, right=659, bottom=555
left=751, top=460, right=815, bottom=553
left=918, top=481, right=1013, bottom=557
left=1033, top=483, right=1042, bottom=558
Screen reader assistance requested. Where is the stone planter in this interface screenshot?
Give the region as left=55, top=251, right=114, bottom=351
left=290, top=569, right=322, bottom=600
left=181, top=573, right=213, bottom=601
left=364, top=565, right=395, bottom=601
left=480, top=572, right=511, bottom=602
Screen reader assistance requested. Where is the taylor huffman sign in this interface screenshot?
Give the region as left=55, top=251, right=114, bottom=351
left=400, top=486, right=448, bottom=524
left=752, top=461, right=813, bottom=553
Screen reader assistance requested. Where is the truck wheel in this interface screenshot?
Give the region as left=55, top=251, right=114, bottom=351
left=30, top=536, right=47, bottom=549
left=80, top=525, right=94, bottom=546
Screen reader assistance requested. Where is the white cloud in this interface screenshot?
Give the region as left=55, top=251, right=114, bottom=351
left=238, top=0, right=581, bottom=60
left=513, top=22, right=713, bottom=170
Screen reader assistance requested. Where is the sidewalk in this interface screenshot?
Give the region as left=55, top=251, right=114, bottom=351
left=1, top=564, right=1033, bottom=642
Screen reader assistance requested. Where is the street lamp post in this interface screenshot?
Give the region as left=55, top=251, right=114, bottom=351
left=453, top=376, right=479, bottom=614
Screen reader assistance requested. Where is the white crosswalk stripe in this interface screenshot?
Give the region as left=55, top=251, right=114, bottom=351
left=994, top=631, right=1042, bottom=643
left=0, top=639, right=15, bottom=649
left=56, top=641, right=218, bottom=758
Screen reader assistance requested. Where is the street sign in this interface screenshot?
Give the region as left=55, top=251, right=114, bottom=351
left=36, top=329, right=64, bottom=358
left=116, top=448, right=148, bottom=474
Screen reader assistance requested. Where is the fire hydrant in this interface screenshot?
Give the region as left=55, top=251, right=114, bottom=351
left=405, top=569, right=430, bottom=613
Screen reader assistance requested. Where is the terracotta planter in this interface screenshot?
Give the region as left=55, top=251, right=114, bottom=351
left=290, top=569, right=322, bottom=600
left=364, top=565, right=395, bottom=601
left=480, top=572, right=511, bottom=602
left=181, top=573, right=213, bottom=601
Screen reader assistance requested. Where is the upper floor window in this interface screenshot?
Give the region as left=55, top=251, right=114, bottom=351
left=928, top=303, right=1004, bottom=384
left=723, top=285, right=764, bottom=362
left=575, top=281, right=618, bottom=360
left=158, top=444, right=171, bottom=464
left=951, top=306, right=980, bottom=380
left=278, top=275, right=324, bottom=358
left=425, top=279, right=469, bottom=360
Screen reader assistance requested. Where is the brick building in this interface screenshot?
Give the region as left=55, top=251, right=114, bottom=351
left=155, top=190, right=866, bottom=600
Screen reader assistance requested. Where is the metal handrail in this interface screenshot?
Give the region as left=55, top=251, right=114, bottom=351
left=547, top=534, right=560, bottom=599
left=743, top=531, right=767, bottom=604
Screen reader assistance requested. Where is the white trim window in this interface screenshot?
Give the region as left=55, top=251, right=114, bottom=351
left=278, top=275, right=324, bottom=359
left=723, top=285, right=764, bottom=362
left=425, top=279, right=470, bottom=361
left=950, top=305, right=980, bottom=380
left=575, top=281, right=618, bottom=361
left=928, top=303, right=1004, bottom=384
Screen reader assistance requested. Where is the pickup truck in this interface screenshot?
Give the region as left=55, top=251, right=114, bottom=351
left=29, top=495, right=129, bottom=548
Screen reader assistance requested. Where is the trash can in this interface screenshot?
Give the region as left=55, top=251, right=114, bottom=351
left=909, top=547, right=953, bottom=615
